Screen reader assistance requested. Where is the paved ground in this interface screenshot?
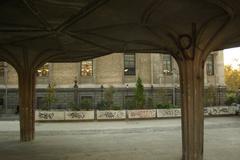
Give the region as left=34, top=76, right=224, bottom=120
left=0, top=116, right=239, bottom=160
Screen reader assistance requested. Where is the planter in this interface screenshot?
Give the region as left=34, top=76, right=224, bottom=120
left=157, top=108, right=181, bottom=118
left=128, top=109, right=156, bottom=119
left=65, top=111, right=94, bottom=120
left=97, top=110, right=126, bottom=120
left=35, top=111, right=65, bottom=121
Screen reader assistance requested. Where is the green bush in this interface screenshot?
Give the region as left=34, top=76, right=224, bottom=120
left=80, top=99, right=92, bottom=110
left=135, top=77, right=145, bottom=109
left=146, top=97, right=154, bottom=109
left=156, top=103, right=177, bottom=109
left=125, top=98, right=136, bottom=110
left=96, top=100, right=108, bottom=110
left=44, top=83, right=57, bottom=110
left=104, top=86, right=115, bottom=109
left=112, top=106, right=121, bottom=110
left=236, top=95, right=240, bottom=104
left=68, top=102, right=80, bottom=111
left=225, top=93, right=236, bottom=105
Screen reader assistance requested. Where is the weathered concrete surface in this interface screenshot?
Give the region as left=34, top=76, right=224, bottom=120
left=97, top=110, right=126, bottom=120
left=0, top=117, right=239, bottom=160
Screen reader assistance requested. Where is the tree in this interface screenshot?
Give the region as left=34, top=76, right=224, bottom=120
left=135, top=77, right=145, bottom=109
left=44, top=83, right=57, bottom=110
left=104, top=85, right=115, bottom=109
left=224, top=65, right=240, bottom=91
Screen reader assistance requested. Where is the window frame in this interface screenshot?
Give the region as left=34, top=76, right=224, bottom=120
left=206, top=54, right=215, bottom=76
left=162, top=55, right=172, bottom=75
left=37, top=63, right=49, bottom=77
left=124, top=53, right=136, bottom=76
left=80, top=60, right=93, bottom=77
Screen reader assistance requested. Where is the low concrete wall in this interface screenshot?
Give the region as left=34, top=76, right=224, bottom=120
left=97, top=110, right=126, bottom=120
left=157, top=109, right=181, bottom=118
left=35, top=106, right=238, bottom=121
left=35, top=111, right=65, bottom=121
left=204, top=106, right=237, bottom=116
left=128, top=109, right=156, bottom=119
left=65, top=111, right=94, bottom=120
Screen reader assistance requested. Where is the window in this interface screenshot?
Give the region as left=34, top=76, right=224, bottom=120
left=162, top=55, right=172, bottom=74
left=124, top=53, right=136, bottom=75
left=206, top=54, right=214, bottom=76
left=81, top=60, right=93, bottom=76
left=37, top=63, right=49, bottom=77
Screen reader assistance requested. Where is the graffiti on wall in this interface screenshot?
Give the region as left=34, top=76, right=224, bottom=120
left=157, top=109, right=181, bottom=118
left=204, top=106, right=236, bottom=116
left=38, top=112, right=54, bottom=120
left=128, top=110, right=156, bottom=119
left=65, top=111, right=94, bottom=120
left=68, top=112, right=85, bottom=119
left=97, top=110, right=126, bottom=119
left=36, top=111, right=64, bottom=121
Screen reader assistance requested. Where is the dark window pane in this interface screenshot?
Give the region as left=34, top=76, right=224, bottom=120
left=163, top=55, right=172, bottom=74
left=124, top=53, right=135, bottom=75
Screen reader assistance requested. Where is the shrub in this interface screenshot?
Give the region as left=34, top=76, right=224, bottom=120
left=125, top=98, right=136, bottom=110
left=44, top=83, right=57, bottom=110
left=96, top=100, right=108, bottom=110
left=236, top=95, right=240, bottom=104
left=80, top=99, right=92, bottom=110
left=156, top=103, right=177, bottom=109
left=225, top=93, right=236, bottom=105
left=104, top=86, right=115, bottom=109
left=112, top=106, right=121, bottom=110
left=135, top=77, right=145, bottom=109
left=146, top=97, right=154, bottom=109
left=68, top=102, right=80, bottom=111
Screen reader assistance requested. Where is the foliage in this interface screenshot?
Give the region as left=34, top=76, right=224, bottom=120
left=135, top=77, right=145, bottom=109
left=80, top=99, right=92, bottom=110
left=68, top=102, right=80, bottom=111
left=236, top=94, right=240, bottom=104
left=104, top=85, right=115, bottom=109
left=112, top=106, right=121, bottom=110
left=96, top=100, right=121, bottom=110
left=96, top=100, right=108, bottom=110
left=44, top=83, right=57, bottom=110
left=225, top=92, right=236, bottom=105
left=156, top=103, right=177, bottom=109
left=204, top=85, right=216, bottom=106
left=146, top=97, right=154, bottom=109
left=125, top=98, right=136, bottom=110
left=224, top=65, right=240, bottom=91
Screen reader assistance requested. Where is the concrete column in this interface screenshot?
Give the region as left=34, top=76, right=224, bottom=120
left=178, top=57, right=204, bottom=160
left=18, top=68, right=36, bottom=141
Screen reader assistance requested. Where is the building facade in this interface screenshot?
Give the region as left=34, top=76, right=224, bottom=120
left=0, top=51, right=225, bottom=113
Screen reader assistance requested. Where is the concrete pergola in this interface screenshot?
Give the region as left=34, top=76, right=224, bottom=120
left=0, top=1, right=240, bottom=160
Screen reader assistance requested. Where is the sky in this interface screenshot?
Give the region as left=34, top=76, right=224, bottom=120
left=223, top=47, right=240, bottom=69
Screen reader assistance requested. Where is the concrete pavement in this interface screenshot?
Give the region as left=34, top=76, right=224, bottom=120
left=0, top=117, right=240, bottom=160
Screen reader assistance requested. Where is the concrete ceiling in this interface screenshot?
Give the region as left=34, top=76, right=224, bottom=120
left=0, top=0, right=240, bottom=62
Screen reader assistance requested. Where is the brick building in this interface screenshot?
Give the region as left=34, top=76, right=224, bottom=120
left=0, top=51, right=225, bottom=113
